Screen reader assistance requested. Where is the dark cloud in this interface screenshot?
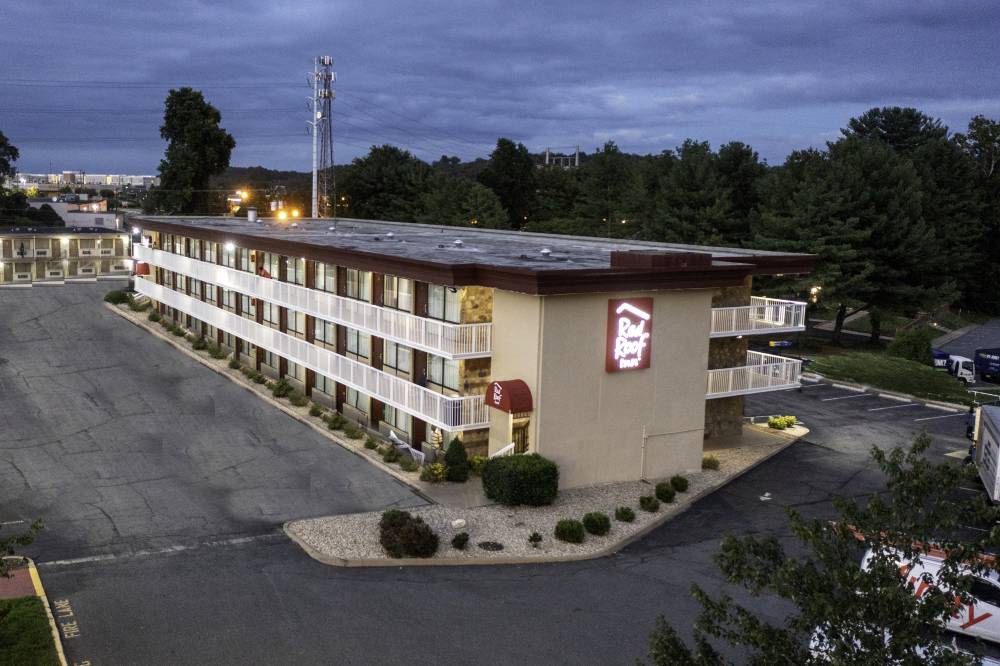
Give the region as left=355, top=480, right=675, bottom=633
left=3, top=0, right=998, bottom=173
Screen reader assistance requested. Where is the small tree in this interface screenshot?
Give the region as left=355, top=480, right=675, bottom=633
left=443, top=437, right=469, bottom=482
left=645, top=433, right=1000, bottom=665
left=1, top=520, right=42, bottom=577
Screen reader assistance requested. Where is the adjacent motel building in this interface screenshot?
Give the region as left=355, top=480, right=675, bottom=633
left=1, top=227, right=132, bottom=286
left=131, top=216, right=813, bottom=488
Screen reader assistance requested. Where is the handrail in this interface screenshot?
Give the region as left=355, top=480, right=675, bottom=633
left=134, top=244, right=492, bottom=359
left=706, top=350, right=802, bottom=398
left=490, top=442, right=516, bottom=458
left=134, top=277, right=489, bottom=431
left=710, top=297, right=807, bottom=338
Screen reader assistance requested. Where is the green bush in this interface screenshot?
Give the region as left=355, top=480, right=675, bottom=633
left=378, top=509, right=438, bottom=558
left=655, top=482, right=676, bottom=503
left=251, top=372, right=266, bottom=384
left=615, top=506, right=636, bottom=523
left=271, top=378, right=293, bottom=398
left=103, top=289, right=128, bottom=305
left=702, top=455, right=720, bottom=470
left=170, top=325, right=186, bottom=337
left=451, top=532, right=469, bottom=550
left=147, top=310, right=161, bottom=322
left=582, top=512, right=611, bottom=536
left=420, top=462, right=447, bottom=483
left=289, top=392, right=309, bottom=407
left=469, top=455, right=488, bottom=476
left=767, top=415, right=797, bottom=430
left=399, top=457, right=419, bottom=472
left=207, top=344, right=228, bottom=359
left=364, top=437, right=378, bottom=450
left=309, top=404, right=324, bottom=418
left=228, top=358, right=240, bottom=369
left=482, top=453, right=559, bottom=507
left=382, top=446, right=401, bottom=463
left=528, top=532, right=543, bottom=548
left=328, top=413, right=346, bottom=430
left=670, top=475, right=689, bottom=493
left=888, top=327, right=935, bottom=366
left=344, top=425, right=364, bottom=440
left=639, top=496, right=660, bottom=512
left=191, top=337, right=208, bottom=351
left=554, top=519, right=585, bottom=544
left=128, top=296, right=150, bottom=311
left=443, top=437, right=469, bottom=482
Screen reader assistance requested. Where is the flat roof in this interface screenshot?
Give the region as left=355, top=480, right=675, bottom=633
left=136, top=215, right=815, bottom=295
left=0, top=226, right=124, bottom=236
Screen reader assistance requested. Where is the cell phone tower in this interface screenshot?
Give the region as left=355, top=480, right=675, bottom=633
left=309, top=56, right=336, bottom=218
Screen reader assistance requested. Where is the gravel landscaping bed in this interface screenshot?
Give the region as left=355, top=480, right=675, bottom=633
left=286, top=438, right=796, bottom=564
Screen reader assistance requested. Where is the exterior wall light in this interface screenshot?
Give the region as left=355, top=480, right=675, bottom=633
left=224, top=242, right=236, bottom=252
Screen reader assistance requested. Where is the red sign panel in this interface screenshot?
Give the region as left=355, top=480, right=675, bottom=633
left=606, top=298, right=653, bottom=372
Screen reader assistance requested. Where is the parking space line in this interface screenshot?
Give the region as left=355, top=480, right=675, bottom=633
left=796, top=383, right=829, bottom=389
left=821, top=393, right=872, bottom=402
left=831, top=383, right=867, bottom=393
left=914, top=413, right=966, bottom=422
left=868, top=403, right=920, bottom=412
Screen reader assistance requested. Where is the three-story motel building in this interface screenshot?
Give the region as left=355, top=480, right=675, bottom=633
left=131, top=215, right=813, bottom=488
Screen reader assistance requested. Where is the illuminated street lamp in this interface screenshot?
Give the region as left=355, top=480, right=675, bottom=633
left=809, top=285, right=822, bottom=304
left=277, top=210, right=288, bottom=221
left=291, top=209, right=300, bottom=218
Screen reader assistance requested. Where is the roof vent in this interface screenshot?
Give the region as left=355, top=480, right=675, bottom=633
left=328, top=226, right=336, bottom=231
left=453, top=239, right=464, bottom=247
left=386, top=232, right=394, bottom=239
left=540, top=248, right=552, bottom=257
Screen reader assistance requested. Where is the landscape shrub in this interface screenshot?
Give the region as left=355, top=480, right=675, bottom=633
left=207, top=344, right=227, bottom=359
left=767, top=415, right=797, bottom=430
left=228, top=358, right=241, bottom=369
left=481, top=453, right=559, bottom=507
left=469, top=455, right=488, bottom=476
left=554, top=519, right=585, bottom=544
left=443, top=438, right=469, bottom=482
left=364, top=437, right=379, bottom=450
left=582, top=512, right=611, bottom=536
left=655, top=482, right=676, bottom=503
left=382, top=446, right=401, bottom=463
left=251, top=372, right=266, bottom=384
left=147, top=310, right=161, bottom=322
left=328, top=413, right=346, bottom=430
left=288, top=392, right=309, bottom=407
left=344, top=425, right=364, bottom=440
left=702, top=455, right=720, bottom=470
left=451, top=532, right=469, bottom=550
left=270, top=378, right=293, bottom=398
left=420, top=463, right=447, bottom=483
left=670, top=475, right=689, bottom=493
left=191, top=337, right=208, bottom=351
left=309, top=404, right=324, bottom=418
left=528, top=532, right=543, bottom=548
left=103, top=289, right=128, bottom=305
left=888, top=327, right=935, bottom=366
left=170, top=325, right=186, bottom=337
left=399, top=457, right=419, bottom=472
left=127, top=296, right=150, bottom=312
left=615, top=506, right=636, bottom=523
left=639, top=496, right=660, bottom=513
left=378, top=509, right=438, bottom=558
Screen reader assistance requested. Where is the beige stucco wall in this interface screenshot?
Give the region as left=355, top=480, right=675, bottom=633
left=490, top=288, right=713, bottom=488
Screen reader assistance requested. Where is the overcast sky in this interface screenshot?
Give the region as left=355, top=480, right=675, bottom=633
left=4, top=0, right=999, bottom=174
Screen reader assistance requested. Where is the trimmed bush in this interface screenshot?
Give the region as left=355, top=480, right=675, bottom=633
left=289, top=392, right=309, bottom=407
left=378, top=509, right=438, bottom=558
left=147, top=310, right=161, bottom=322
left=309, top=404, right=324, bottom=418
left=208, top=344, right=228, bottom=359
left=767, top=415, right=797, bottom=430
left=344, top=425, right=364, bottom=440
left=103, top=289, right=128, bottom=305
left=615, top=506, right=636, bottom=523
left=702, top=455, right=720, bottom=470
left=382, top=446, right=401, bottom=463
left=655, top=482, right=676, bottom=503
left=251, top=373, right=266, bottom=384
left=554, top=519, right=585, bottom=544
left=191, top=337, right=208, bottom=351
left=639, top=496, right=660, bottom=513
left=582, top=512, right=611, bottom=536
left=670, top=475, right=689, bottom=493
left=170, top=325, right=186, bottom=337
left=528, top=532, right=543, bottom=548
left=399, top=457, right=419, bottom=472
left=328, top=413, right=347, bottom=430
left=420, top=463, right=447, bottom=483
left=271, top=378, right=293, bottom=398
left=469, top=455, right=488, bottom=476
left=451, top=532, right=469, bottom=550
left=443, top=437, right=469, bottom=482
left=482, top=453, right=559, bottom=507
left=364, top=437, right=378, bottom=450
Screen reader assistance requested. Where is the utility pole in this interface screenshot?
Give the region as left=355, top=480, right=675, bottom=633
left=309, top=56, right=335, bottom=218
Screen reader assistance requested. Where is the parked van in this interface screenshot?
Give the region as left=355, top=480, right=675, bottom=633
left=948, top=355, right=976, bottom=384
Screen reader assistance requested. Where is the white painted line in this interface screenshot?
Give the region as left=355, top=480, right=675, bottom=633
left=924, top=403, right=962, bottom=413
left=39, top=554, right=116, bottom=567
left=797, top=383, right=830, bottom=389
left=800, top=376, right=821, bottom=384
left=877, top=393, right=912, bottom=403
left=964, top=525, right=988, bottom=532
left=822, top=393, right=872, bottom=402
left=38, top=532, right=281, bottom=568
left=868, top=403, right=920, bottom=412
left=960, top=486, right=982, bottom=493
left=0, top=519, right=26, bottom=526
left=945, top=450, right=969, bottom=459
left=914, top=413, right=966, bottom=422
left=831, top=383, right=866, bottom=393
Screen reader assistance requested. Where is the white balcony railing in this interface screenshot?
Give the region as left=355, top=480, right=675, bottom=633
left=710, top=297, right=807, bottom=338
left=134, top=244, right=492, bottom=359
left=134, top=277, right=489, bottom=431
left=706, top=350, right=802, bottom=399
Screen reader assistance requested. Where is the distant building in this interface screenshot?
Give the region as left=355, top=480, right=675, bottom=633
left=541, top=147, right=581, bottom=169
left=8, top=172, right=160, bottom=192
left=0, top=227, right=131, bottom=286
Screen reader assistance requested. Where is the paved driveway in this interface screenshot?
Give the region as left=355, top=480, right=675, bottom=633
left=0, top=283, right=423, bottom=562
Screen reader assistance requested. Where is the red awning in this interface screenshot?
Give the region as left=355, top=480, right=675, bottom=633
left=485, top=380, right=533, bottom=413
left=135, top=262, right=150, bottom=276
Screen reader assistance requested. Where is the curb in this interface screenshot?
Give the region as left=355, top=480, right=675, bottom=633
left=805, top=374, right=970, bottom=412
left=25, top=558, right=68, bottom=666
left=284, top=426, right=807, bottom=568
left=106, top=303, right=438, bottom=503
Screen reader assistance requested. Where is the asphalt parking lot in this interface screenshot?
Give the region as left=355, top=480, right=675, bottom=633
left=0, top=283, right=423, bottom=563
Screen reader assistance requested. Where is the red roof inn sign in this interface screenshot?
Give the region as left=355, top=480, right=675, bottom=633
left=606, top=298, right=653, bottom=372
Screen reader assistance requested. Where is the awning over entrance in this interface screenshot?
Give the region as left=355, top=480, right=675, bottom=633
left=485, top=379, right=533, bottom=413
left=135, top=261, right=150, bottom=276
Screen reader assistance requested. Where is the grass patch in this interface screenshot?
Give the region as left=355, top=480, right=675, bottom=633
left=0, top=596, right=60, bottom=666
left=842, top=312, right=910, bottom=337
left=809, top=352, right=972, bottom=405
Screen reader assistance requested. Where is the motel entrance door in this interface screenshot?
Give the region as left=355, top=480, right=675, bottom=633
left=512, top=414, right=530, bottom=453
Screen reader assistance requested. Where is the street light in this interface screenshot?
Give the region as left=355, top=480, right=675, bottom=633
left=277, top=210, right=288, bottom=221
left=291, top=209, right=300, bottom=218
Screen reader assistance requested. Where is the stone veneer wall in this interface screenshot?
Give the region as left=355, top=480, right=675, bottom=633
left=704, top=277, right=752, bottom=440
left=456, top=286, right=493, bottom=454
